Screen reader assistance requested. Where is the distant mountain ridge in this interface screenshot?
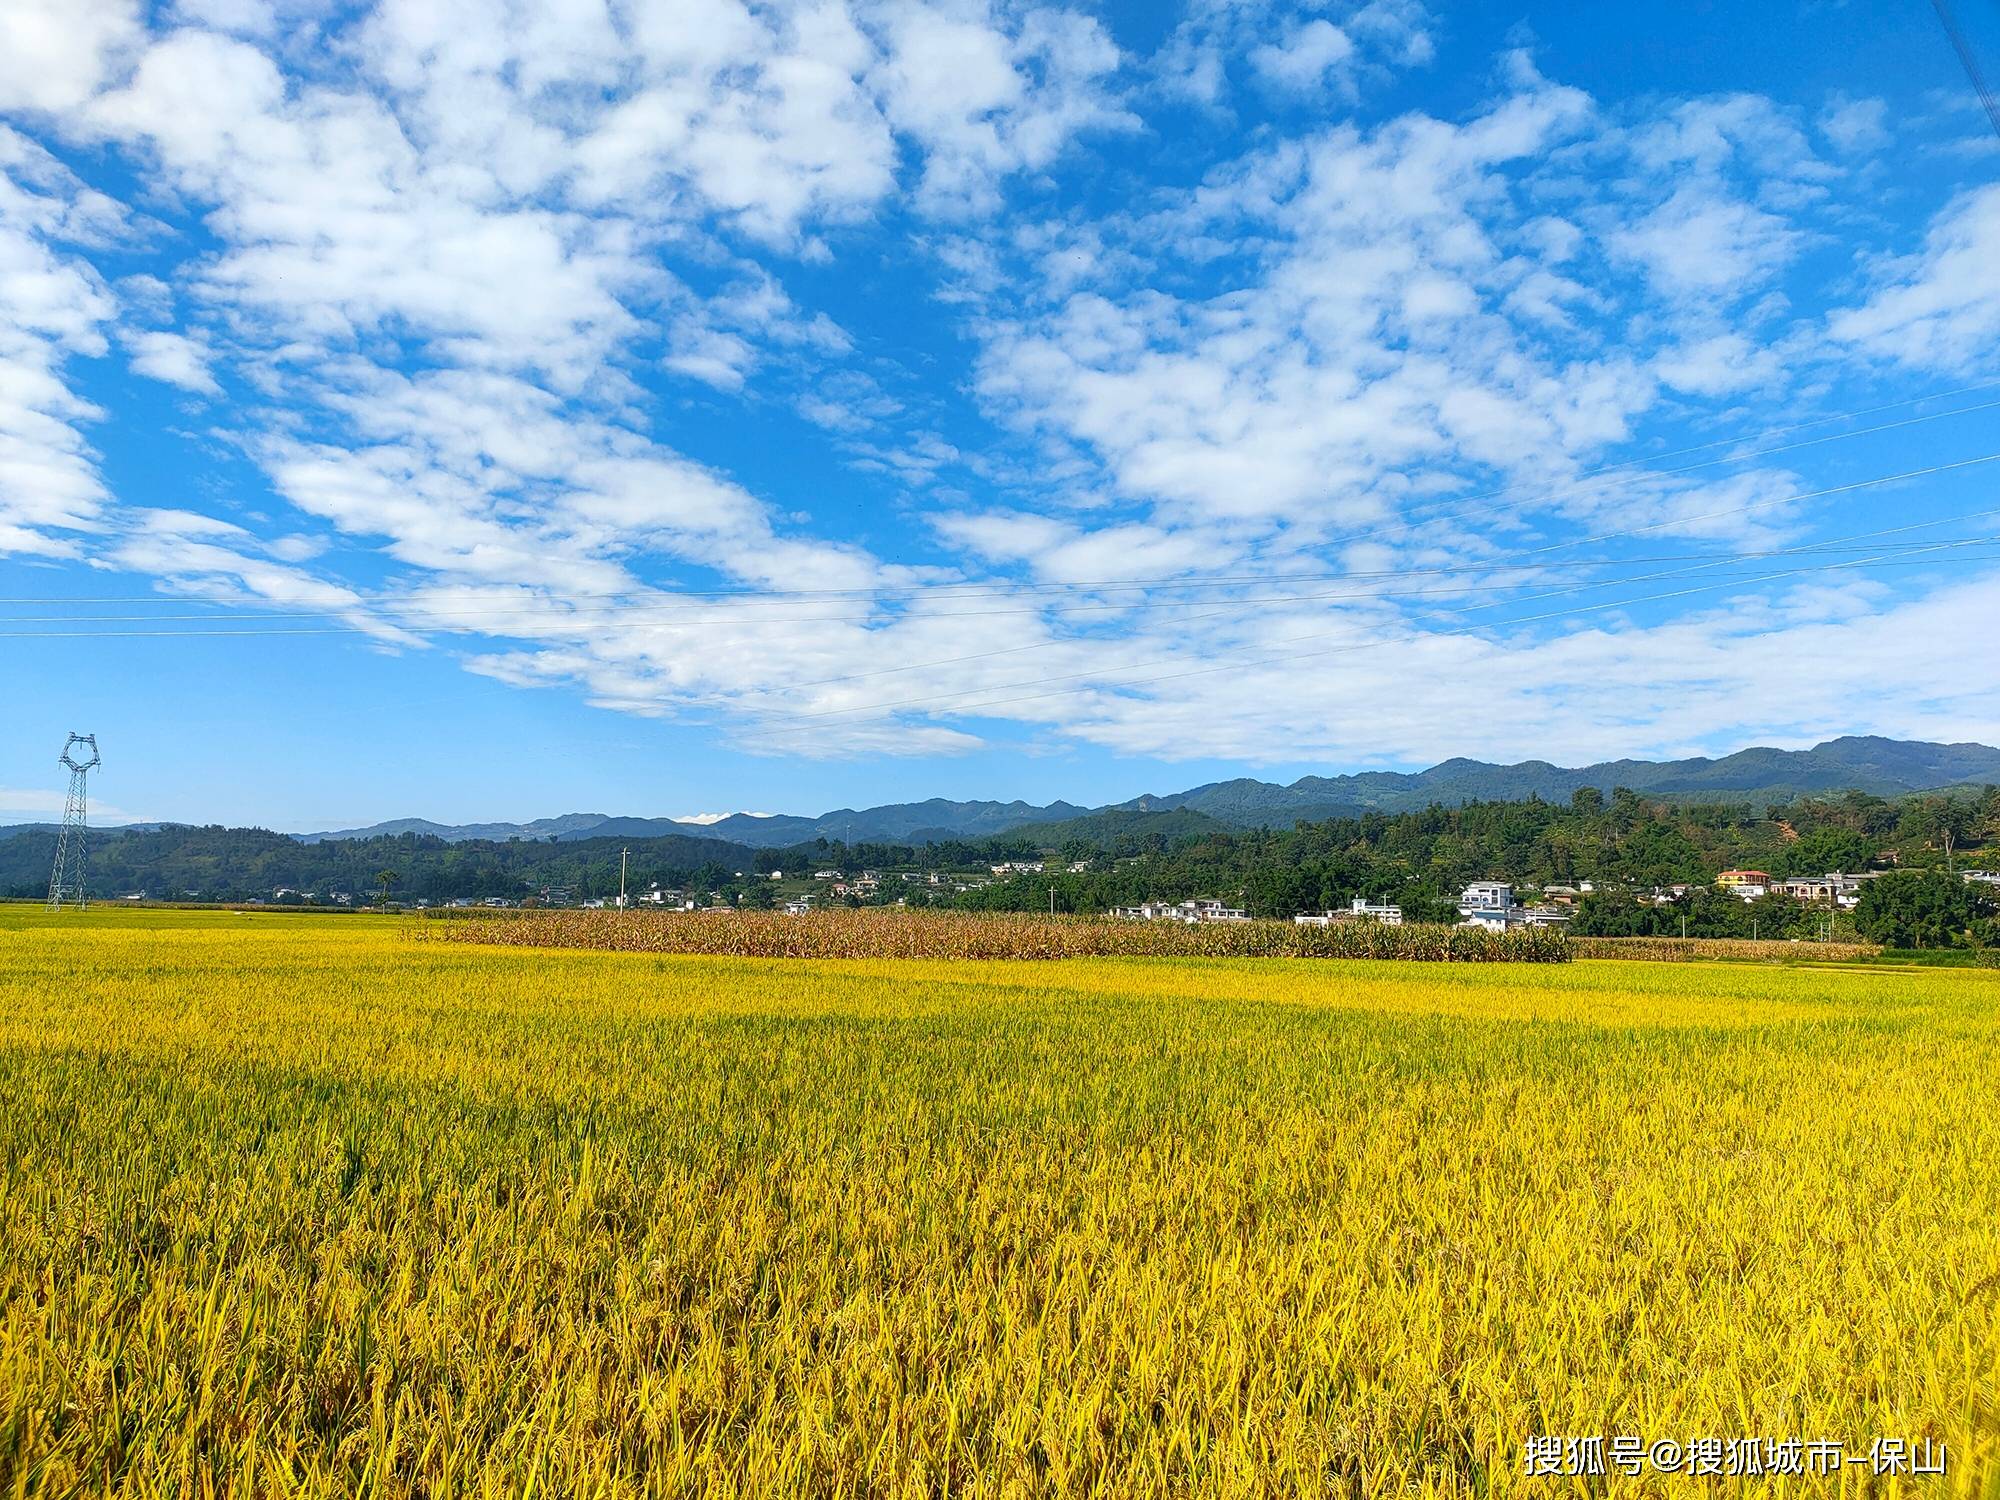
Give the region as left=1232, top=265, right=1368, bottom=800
left=295, top=813, right=614, bottom=844
left=285, top=737, right=2000, bottom=848
left=294, top=798, right=1094, bottom=848
left=1128, top=736, right=2000, bottom=825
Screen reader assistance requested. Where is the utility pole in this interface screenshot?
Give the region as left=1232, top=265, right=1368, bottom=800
left=619, top=847, right=629, bottom=909
left=1049, top=885, right=1056, bottom=917
left=1680, top=914, right=1687, bottom=940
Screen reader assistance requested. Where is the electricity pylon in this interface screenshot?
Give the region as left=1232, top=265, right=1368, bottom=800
left=46, top=733, right=100, bottom=911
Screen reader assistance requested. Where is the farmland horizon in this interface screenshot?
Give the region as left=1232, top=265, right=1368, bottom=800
left=8, top=731, right=2000, bottom=840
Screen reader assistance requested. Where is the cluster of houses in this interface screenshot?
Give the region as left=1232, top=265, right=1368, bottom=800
left=1296, top=897, right=1404, bottom=927
left=1297, top=883, right=1573, bottom=932
left=1111, top=883, right=1573, bottom=931
left=237, top=858, right=1999, bottom=919
left=1712, top=870, right=1878, bottom=907
left=1450, top=882, right=1574, bottom=932
left=271, top=887, right=357, bottom=906
left=1110, top=898, right=1252, bottom=924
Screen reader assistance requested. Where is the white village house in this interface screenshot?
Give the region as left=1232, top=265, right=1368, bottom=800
left=1776, top=872, right=1870, bottom=908
left=1457, top=881, right=1569, bottom=931
left=1297, top=897, right=1404, bottom=927
left=1457, top=881, right=1518, bottom=932
left=1111, top=898, right=1251, bottom=924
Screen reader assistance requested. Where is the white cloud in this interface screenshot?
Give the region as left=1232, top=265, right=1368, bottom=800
left=86, top=27, right=651, bottom=389
left=0, top=128, right=120, bottom=558
left=1347, top=0, right=1434, bottom=67
left=1828, top=183, right=2000, bottom=373
left=869, top=1, right=1134, bottom=215
left=570, top=4, right=901, bottom=241
left=814, top=568, right=2000, bottom=767
left=664, top=328, right=756, bottom=392
left=125, top=329, right=222, bottom=394
left=970, top=76, right=1645, bottom=536
left=0, top=0, right=142, bottom=116
left=1654, top=332, right=1782, bottom=396
left=933, top=509, right=1072, bottom=564
left=170, top=0, right=282, bottom=37
left=0, top=786, right=151, bottom=823
left=3, top=5, right=1996, bottom=769
left=99, top=508, right=421, bottom=646
left=1609, top=184, right=1803, bottom=297
left=1251, top=20, right=1357, bottom=93
left=1155, top=0, right=1433, bottom=108
left=1818, top=94, right=1889, bottom=154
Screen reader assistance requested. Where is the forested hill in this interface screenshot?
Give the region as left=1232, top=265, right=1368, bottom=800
left=1119, top=735, right=2000, bottom=824
left=0, top=825, right=761, bottom=905
left=3, top=783, right=1994, bottom=911
left=955, top=785, right=2000, bottom=924
left=268, top=736, right=2000, bottom=847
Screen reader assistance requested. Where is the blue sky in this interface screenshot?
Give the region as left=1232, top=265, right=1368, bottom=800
left=3, top=0, right=1999, bottom=831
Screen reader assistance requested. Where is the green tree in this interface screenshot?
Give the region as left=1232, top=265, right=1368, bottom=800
left=1896, top=797, right=1974, bottom=871
left=1787, top=827, right=1874, bottom=875
left=1855, top=872, right=1993, bottom=949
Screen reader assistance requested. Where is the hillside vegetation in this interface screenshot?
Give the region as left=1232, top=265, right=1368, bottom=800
left=5, top=785, right=1995, bottom=948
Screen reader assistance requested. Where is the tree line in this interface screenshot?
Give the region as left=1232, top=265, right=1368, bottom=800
left=4, top=784, right=1995, bottom=946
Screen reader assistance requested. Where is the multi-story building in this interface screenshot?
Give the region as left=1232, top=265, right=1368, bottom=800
left=1457, top=881, right=1520, bottom=931
left=1777, top=872, right=1865, bottom=908
left=1297, top=897, right=1404, bottom=927
left=1111, top=898, right=1251, bottom=924
left=1716, top=869, right=1772, bottom=899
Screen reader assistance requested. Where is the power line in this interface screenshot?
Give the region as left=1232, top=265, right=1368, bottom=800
left=365, top=378, right=2000, bottom=602
left=4, top=382, right=1998, bottom=613
left=736, top=538, right=1996, bottom=740
left=729, top=542, right=2000, bottom=736
left=731, top=498, right=2000, bottom=721
left=1931, top=0, right=2000, bottom=139
left=1297, top=391, right=2000, bottom=559
left=9, top=544, right=1998, bottom=642
left=10, top=448, right=1999, bottom=639
left=16, top=536, right=1993, bottom=746
left=11, top=463, right=2000, bottom=777
left=9, top=553, right=1998, bottom=643
left=1519, top=450, right=2000, bottom=556
left=773, top=541, right=2000, bottom=694
left=11, top=441, right=2000, bottom=745
left=9, top=537, right=1994, bottom=628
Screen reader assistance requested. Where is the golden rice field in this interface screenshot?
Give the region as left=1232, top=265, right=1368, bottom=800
left=2, top=905, right=1997, bottom=1498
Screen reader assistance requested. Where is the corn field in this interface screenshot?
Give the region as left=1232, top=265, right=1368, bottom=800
left=2, top=906, right=1997, bottom=1497
left=1570, top=935, right=1882, bottom=963
left=420, top=907, right=1573, bottom=962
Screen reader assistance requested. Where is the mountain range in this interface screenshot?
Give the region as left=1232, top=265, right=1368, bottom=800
left=280, top=737, right=2000, bottom=849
